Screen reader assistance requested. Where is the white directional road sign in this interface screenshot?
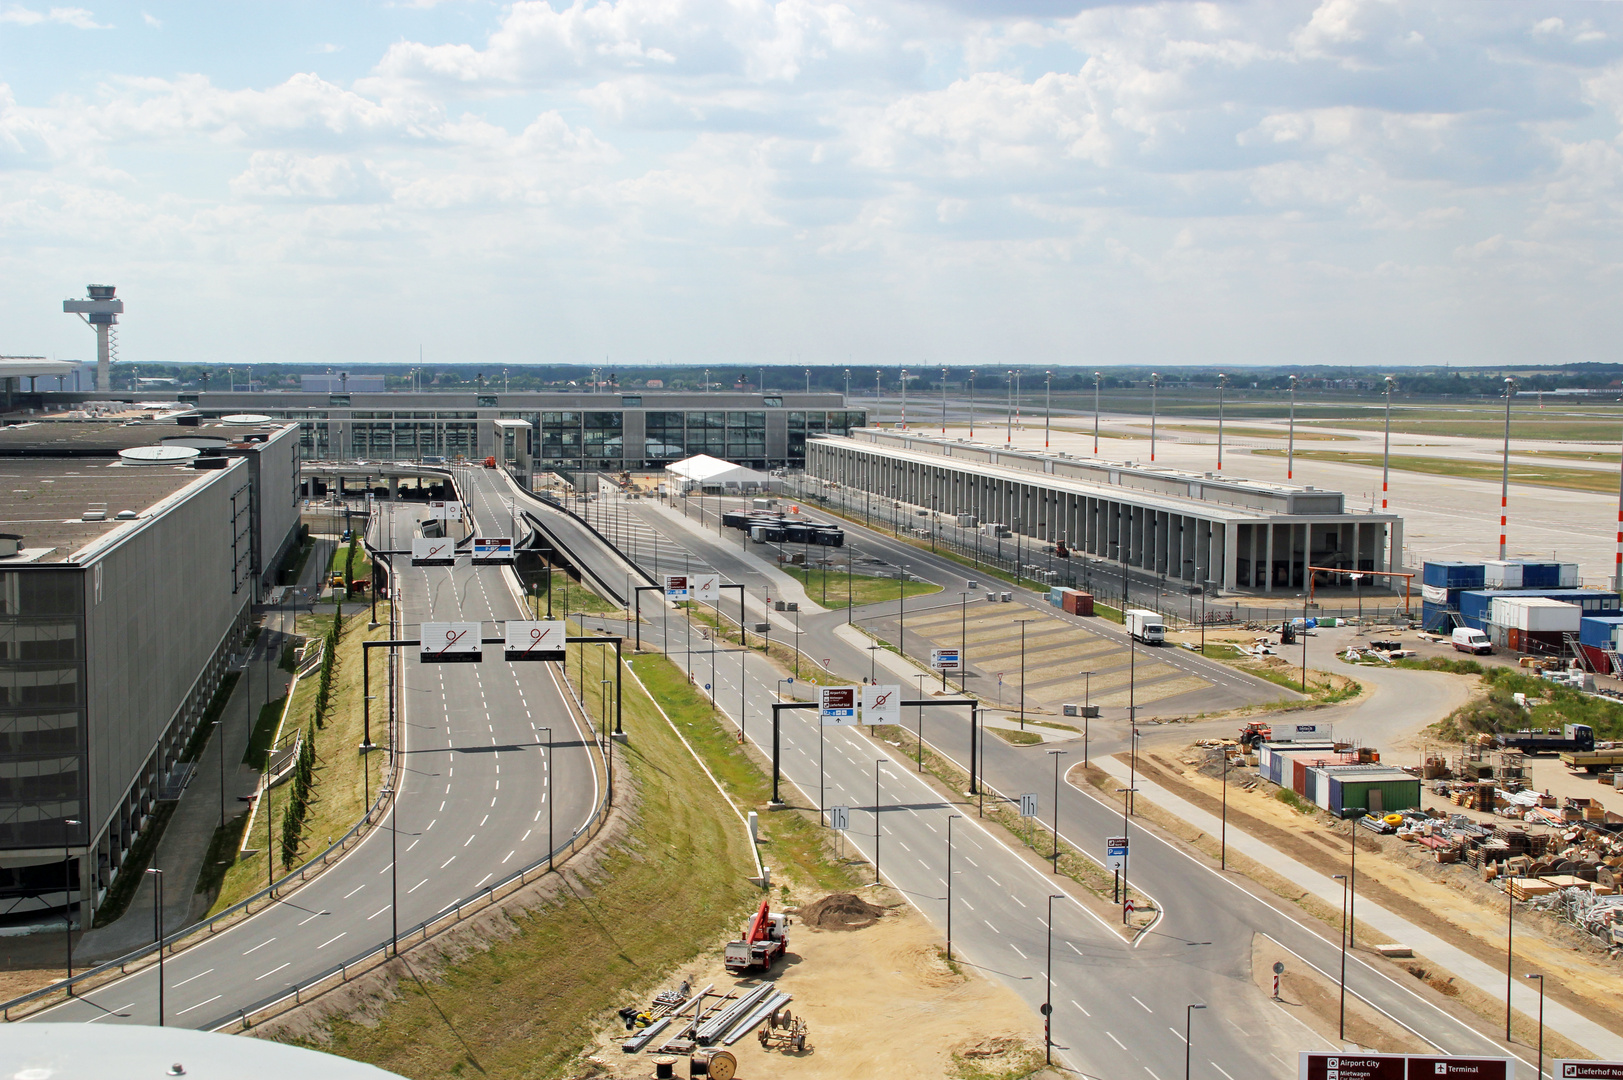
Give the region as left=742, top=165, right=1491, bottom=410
left=931, top=647, right=962, bottom=672
left=819, top=686, right=858, bottom=726
left=427, top=500, right=464, bottom=522
left=663, top=574, right=690, bottom=600
left=421, top=622, right=482, bottom=663
left=1105, top=836, right=1129, bottom=872
left=1555, top=1063, right=1623, bottom=1079
left=862, top=684, right=901, bottom=726
left=1019, top=793, right=1038, bottom=817
left=411, top=537, right=455, bottom=566
left=473, top=536, right=514, bottom=563
left=693, top=572, right=721, bottom=604
left=504, top=620, right=566, bottom=661
left=829, top=806, right=850, bottom=831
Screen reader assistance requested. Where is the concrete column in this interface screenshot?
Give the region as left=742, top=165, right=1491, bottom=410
left=1264, top=522, right=1275, bottom=593
left=1222, top=520, right=1238, bottom=592
left=1388, top=519, right=1403, bottom=574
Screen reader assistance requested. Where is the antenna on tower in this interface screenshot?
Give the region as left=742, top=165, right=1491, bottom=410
left=63, top=285, right=123, bottom=393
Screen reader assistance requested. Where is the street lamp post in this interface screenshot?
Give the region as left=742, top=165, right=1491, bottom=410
left=900, top=368, right=908, bottom=430
left=1092, top=371, right=1102, bottom=454
left=1287, top=374, right=1298, bottom=480
left=1044, top=370, right=1052, bottom=449
left=1149, top=372, right=1160, bottom=462
left=145, top=867, right=165, bottom=1025
left=1381, top=375, right=1395, bottom=511
left=1079, top=671, right=1093, bottom=766
left=541, top=728, right=553, bottom=870
left=62, top=818, right=80, bottom=992
left=1185, top=1004, right=1207, bottom=1080
left=874, top=758, right=887, bottom=885
left=941, top=366, right=948, bottom=435
left=1006, top=370, right=1014, bottom=446
left=898, top=565, right=909, bottom=664
left=1048, top=750, right=1068, bottom=872
left=1045, top=893, right=1066, bottom=1065
left=1016, top=618, right=1033, bottom=729
left=1525, top=973, right=1544, bottom=1079
left=1216, top=373, right=1228, bottom=471
left=383, top=782, right=398, bottom=955
left=969, top=369, right=976, bottom=438
left=1334, top=872, right=1349, bottom=1039
left=946, top=814, right=962, bottom=960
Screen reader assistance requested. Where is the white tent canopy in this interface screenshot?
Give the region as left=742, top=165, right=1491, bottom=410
left=664, top=454, right=771, bottom=490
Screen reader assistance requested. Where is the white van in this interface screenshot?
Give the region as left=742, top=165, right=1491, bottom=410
left=1451, top=627, right=1492, bottom=655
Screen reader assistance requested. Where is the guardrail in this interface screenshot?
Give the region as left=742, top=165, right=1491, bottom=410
left=0, top=530, right=404, bottom=1023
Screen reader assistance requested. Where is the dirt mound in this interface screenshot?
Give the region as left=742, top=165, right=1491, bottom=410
left=797, top=892, right=885, bottom=931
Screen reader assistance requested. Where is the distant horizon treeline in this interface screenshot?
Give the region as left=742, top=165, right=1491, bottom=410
left=89, top=361, right=1623, bottom=397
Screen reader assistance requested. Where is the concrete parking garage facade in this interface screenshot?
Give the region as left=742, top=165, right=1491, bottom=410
left=806, top=429, right=1403, bottom=595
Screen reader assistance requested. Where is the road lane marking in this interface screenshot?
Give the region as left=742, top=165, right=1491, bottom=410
left=318, top=933, right=347, bottom=949
left=242, top=938, right=275, bottom=956
left=1067, top=941, right=1083, bottom=956
left=480, top=815, right=489, bottom=826
left=1211, top=1064, right=1237, bottom=1080
left=1170, top=1027, right=1185, bottom=1044
left=255, top=962, right=291, bottom=981
left=1132, top=996, right=1152, bottom=1013
left=1071, top=999, right=1090, bottom=1017
left=1010, top=896, right=1025, bottom=908
left=408, top=878, right=429, bottom=893
left=1106, top=1031, right=1126, bottom=1051
left=173, top=969, right=213, bottom=988
left=368, top=905, right=390, bottom=920
left=175, top=994, right=221, bottom=1016
left=983, top=919, right=999, bottom=934
left=86, top=1003, right=134, bottom=1023
left=298, top=910, right=330, bottom=926
left=1010, top=944, right=1027, bottom=959
left=503, top=850, right=515, bottom=863
left=343, top=885, right=366, bottom=899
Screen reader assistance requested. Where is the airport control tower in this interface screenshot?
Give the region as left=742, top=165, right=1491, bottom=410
left=63, top=284, right=123, bottom=392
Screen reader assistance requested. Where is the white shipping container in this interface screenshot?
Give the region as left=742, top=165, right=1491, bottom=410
left=1560, top=563, right=1580, bottom=587
left=1490, top=596, right=1582, bottom=633
left=1482, top=560, right=1523, bottom=589
left=1272, top=723, right=1334, bottom=743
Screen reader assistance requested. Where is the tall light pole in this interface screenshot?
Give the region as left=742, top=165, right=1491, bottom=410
left=843, top=367, right=850, bottom=404
left=941, top=366, right=948, bottom=435
left=1525, top=973, right=1544, bottom=1080
left=1149, top=372, right=1160, bottom=462
left=62, top=818, right=80, bottom=992
left=1215, top=373, right=1228, bottom=471
left=1079, top=671, right=1093, bottom=766
left=874, top=758, right=887, bottom=884
left=1044, top=370, right=1053, bottom=449
left=382, top=782, right=398, bottom=955
left=1185, top=1003, right=1206, bottom=1080
left=1092, top=371, right=1102, bottom=454
left=1286, top=374, right=1298, bottom=480
left=1016, top=618, right=1033, bottom=729
left=1381, top=375, right=1395, bottom=511
left=145, top=867, right=165, bottom=1025
left=1048, top=750, right=1067, bottom=872
left=1507, top=880, right=1515, bottom=1041
left=1499, top=376, right=1516, bottom=559
left=946, top=814, right=962, bottom=960
left=1006, top=370, right=1014, bottom=447
left=1045, top=893, right=1066, bottom=1065
left=900, top=368, right=908, bottom=430
left=1615, top=421, right=1623, bottom=592
left=968, top=369, right=976, bottom=438
left=1334, top=871, right=1349, bottom=1038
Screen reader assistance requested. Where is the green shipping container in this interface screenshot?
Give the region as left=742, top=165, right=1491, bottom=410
left=1330, top=776, right=1420, bottom=816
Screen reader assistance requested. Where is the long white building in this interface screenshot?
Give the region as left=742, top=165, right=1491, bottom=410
left=806, top=429, right=1403, bottom=595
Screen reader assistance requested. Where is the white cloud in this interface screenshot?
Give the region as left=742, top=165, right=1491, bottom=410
left=141, top=10, right=158, bottom=28
left=0, top=5, right=109, bottom=28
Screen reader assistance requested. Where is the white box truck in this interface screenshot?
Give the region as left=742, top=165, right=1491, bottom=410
left=1125, top=609, right=1165, bottom=645
left=1451, top=627, right=1492, bottom=654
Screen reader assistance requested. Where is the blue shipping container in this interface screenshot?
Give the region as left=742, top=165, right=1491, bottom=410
left=1462, top=588, right=1622, bottom=630
left=1424, top=562, right=1486, bottom=589
left=1049, top=587, right=1065, bottom=606
left=1580, top=616, right=1623, bottom=649
left=1521, top=563, right=1559, bottom=589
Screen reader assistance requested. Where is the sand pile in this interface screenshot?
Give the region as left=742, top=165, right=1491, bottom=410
left=797, top=893, right=885, bottom=931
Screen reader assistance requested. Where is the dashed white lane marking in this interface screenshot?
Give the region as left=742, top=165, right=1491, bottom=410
left=367, top=905, right=390, bottom=920
left=173, top=969, right=213, bottom=988
left=176, top=994, right=222, bottom=1016
left=255, top=962, right=291, bottom=981
left=318, top=932, right=347, bottom=949
left=242, top=938, right=275, bottom=956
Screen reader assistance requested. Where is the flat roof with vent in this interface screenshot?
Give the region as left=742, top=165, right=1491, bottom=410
left=0, top=458, right=219, bottom=562
left=0, top=420, right=286, bottom=457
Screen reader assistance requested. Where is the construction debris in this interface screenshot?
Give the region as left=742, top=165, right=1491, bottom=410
left=797, top=892, right=885, bottom=931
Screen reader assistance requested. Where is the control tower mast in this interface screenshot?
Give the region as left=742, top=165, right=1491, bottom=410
left=63, top=285, right=123, bottom=392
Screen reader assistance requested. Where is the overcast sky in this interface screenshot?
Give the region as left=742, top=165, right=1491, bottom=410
left=4, top=1, right=1622, bottom=369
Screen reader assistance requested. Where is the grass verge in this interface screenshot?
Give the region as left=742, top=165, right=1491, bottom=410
left=209, top=606, right=395, bottom=913
left=991, top=728, right=1043, bottom=746
left=779, top=564, right=943, bottom=607
left=527, top=569, right=620, bottom=617
left=304, top=639, right=853, bottom=1077
left=1200, top=643, right=1361, bottom=707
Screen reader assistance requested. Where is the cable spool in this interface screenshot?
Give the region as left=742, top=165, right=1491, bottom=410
left=689, top=1049, right=737, bottom=1080
left=652, top=1057, right=676, bottom=1079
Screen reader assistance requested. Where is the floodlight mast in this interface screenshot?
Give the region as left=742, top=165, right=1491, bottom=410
left=62, top=285, right=123, bottom=392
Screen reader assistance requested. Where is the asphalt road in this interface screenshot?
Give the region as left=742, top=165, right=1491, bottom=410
left=30, top=487, right=600, bottom=1030
left=575, top=490, right=1542, bottom=1078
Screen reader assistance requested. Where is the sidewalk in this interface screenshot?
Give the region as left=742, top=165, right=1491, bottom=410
left=79, top=632, right=293, bottom=961
left=1092, top=754, right=1623, bottom=1059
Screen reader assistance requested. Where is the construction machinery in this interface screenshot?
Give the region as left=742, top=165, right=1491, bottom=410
left=1238, top=722, right=1272, bottom=750
left=483, top=456, right=497, bottom=468
left=724, top=899, right=789, bottom=974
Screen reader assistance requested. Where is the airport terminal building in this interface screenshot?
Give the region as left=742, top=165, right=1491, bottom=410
left=806, top=429, right=1403, bottom=595
left=0, top=421, right=299, bottom=921
left=171, top=390, right=866, bottom=477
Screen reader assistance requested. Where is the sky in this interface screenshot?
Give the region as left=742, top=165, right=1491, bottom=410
left=3, top=1, right=1622, bottom=370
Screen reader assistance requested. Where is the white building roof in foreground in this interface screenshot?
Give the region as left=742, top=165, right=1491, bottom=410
left=665, top=454, right=770, bottom=486
left=5, top=1024, right=407, bottom=1079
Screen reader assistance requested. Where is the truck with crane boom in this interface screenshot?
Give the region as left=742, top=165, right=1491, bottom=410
left=724, top=899, right=790, bottom=974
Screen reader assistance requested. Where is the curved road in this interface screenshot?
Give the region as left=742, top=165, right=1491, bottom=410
left=30, top=482, right=600, bottom=1030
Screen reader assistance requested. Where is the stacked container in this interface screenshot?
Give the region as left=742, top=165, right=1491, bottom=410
left=1421, top=561, right=1485, bottom=631
left=1579, top=615, right=1623, bottom=672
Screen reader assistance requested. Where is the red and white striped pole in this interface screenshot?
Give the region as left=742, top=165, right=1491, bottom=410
left=1499, top=377, right=1515, bottom=560
left=1381, top=376, right=1394, bottom=510
left=1615, top=425, right=1623, bottom=594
